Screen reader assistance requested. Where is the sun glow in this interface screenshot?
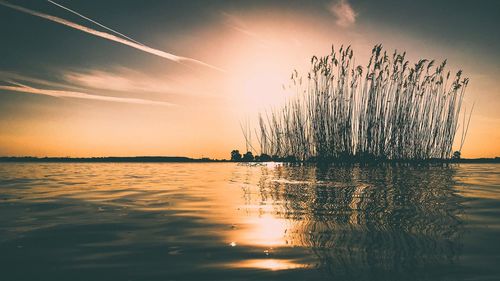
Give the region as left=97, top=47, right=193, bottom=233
left=228, top=50, right=290, bottom=112
left=217, top=13, right=339, bottom=116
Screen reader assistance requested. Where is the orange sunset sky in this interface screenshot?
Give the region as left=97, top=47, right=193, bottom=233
left=0, top=0, right=499, bottom=158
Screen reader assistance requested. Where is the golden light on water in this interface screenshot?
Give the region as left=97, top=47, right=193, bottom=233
left=231, top=215, right=289, bottom=247
left=227, top=259, right=306, bottom=271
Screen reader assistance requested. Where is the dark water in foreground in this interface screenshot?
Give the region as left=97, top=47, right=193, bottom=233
left=0, top=163, right=499, bottom=281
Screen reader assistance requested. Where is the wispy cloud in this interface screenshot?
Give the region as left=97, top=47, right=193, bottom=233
left=0, top=71, right=76, bottom=90
left=63, top=68, right=175, bottom=94
left=0, top=80, right=175, bottom=106
left=0, top=68, right=215, bottom=107
left=47, top=0, right=143, bottom=45
left=221, top=12, right=270, bottom=47
left=328, top=0, right=357, bottom=27
left=59, top=67, right=224, bottom=101
left=222, top=12, right=259, bottom=38
left=0, top=0, right=225, bottom=72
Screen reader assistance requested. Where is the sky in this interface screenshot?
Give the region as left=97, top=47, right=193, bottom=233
left=0, top=0, right=499, bottom=159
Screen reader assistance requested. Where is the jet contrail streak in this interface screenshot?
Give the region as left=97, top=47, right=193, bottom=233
left=0, top=82, right=176, bottom=106
left=47, top=0, right=144, bottom=46
left=0, top=1, right=225, bottom=72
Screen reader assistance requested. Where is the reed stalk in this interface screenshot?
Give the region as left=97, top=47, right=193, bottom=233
left=253, top=44, right=471, bottom=162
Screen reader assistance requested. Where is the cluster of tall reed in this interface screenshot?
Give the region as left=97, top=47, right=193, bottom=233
left=255, top=44, right=471, bottom=162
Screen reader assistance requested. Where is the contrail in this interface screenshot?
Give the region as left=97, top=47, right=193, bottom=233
left=47, top=0, right=143, bottom=46
left=0, top=82, right=176, bottom=106
left=0, top=1, right=225, bottom=72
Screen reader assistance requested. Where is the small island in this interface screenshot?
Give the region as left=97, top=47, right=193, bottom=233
left=236, top=45, right=477, bottom=165
left=1, top=155, right=498, bottom=164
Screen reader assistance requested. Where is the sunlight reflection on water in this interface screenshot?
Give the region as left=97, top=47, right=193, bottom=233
left=0, top=163, right=499, bottom=281
left=227, top=258, right=307, bottom=271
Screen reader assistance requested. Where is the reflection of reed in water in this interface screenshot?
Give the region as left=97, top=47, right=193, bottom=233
left=259, top=165, right=464, bottom=279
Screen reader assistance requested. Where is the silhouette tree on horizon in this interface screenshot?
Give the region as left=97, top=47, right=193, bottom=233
left=242, top=151, right=254, bottom=162
left=231, top=150, right=242, bottom=162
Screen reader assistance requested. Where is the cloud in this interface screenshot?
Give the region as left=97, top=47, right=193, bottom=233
left=0, top=0, right=225, bottom=72
left=222, top=12, right=258, bottom=38
left=0, top=67, right=220, bottom=107
left=47, top=0, right=143, bottom=46
left=0, top=80, right=176, bottom=106
left=62, top=68, right=175, bottom=94
left=328, top=0, right=357, bottom=27
left=221, top=12, right=270, bottom=47
left=60, top=67, right=223, bottom=100
left=0, top=71, right=75, bottom=90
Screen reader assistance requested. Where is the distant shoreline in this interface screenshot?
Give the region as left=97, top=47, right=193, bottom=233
left=0, top=156, right=227, bottom=163
left=0, top=156, right=498, bottom=164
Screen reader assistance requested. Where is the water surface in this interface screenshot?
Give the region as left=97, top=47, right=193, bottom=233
left=0, top=163, right=499, bottom=280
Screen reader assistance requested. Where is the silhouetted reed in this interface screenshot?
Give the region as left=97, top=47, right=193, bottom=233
left=255, top=44, right=471, bottom=162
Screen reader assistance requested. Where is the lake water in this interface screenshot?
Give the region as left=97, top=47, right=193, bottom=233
left=0, top=163, right=499, bottom=281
